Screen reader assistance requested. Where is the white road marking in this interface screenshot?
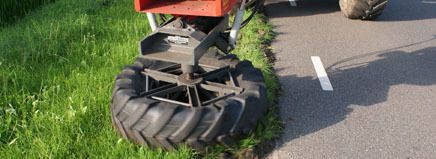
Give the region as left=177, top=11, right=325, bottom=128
left=289, top=0, right=297, bottom=6
left=311, top=56, right=333, bottom=91
left=422, top=0, right=436, bottom=4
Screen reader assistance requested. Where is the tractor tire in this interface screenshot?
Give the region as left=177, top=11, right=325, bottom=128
left=339, top=0, right=389, bottom=20
left=110, top=51, right=268, bottom=152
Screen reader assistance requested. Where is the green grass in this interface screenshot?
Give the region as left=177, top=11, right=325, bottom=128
left=0, top=0, right=56, bottom=26
left=0, top=0, right=281, bottom=158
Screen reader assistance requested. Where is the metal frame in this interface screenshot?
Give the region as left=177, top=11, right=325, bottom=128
left=146, top=13, right=158, bottom=31
left=229, top=0, right=247, bottom=47
left=139, top=16, right=229, bottom=75
left=140, top=64, right=243, bottom=107
left=138, top=1, right=260, bottom=107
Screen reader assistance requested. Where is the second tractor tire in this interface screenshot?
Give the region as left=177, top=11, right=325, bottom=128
left=339, top=0, right=389, bottom=20
left=110, top=51, right=268, bottom=152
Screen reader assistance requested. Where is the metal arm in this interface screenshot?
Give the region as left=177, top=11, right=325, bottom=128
left=146, top=13, right=158, bottom=31
left=229, top=0, right=247, bottom=47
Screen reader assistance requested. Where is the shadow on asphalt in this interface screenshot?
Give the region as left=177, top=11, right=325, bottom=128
left=273, top=41, right=436, bottom=152
left=265, top=0, right=340, bottom=18
left=379, top=0, right=436, bottom=21
left=265, top=0, right=436, bottom=21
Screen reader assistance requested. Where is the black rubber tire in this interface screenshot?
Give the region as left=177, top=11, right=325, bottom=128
left=110, top=52, right=268, bottom=152
left=339, top=0, right=389, bottom=20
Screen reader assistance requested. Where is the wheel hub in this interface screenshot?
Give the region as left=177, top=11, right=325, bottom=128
left=140, top=64, right=243, bottom=107
left=178, top=73, right=203, bottom=86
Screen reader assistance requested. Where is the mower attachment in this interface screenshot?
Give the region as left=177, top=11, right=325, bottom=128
left=110, top=0, right=268, bottom=153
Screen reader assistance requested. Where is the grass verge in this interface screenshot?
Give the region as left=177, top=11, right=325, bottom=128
left=0, top=0, right=281, bottom=158
left=0, top=0, right=56, bottom=27
left=207, top=12, right=282, bottom=159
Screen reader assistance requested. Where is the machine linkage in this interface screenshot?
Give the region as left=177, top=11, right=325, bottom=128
left=140, top=64, right=243, bottom=107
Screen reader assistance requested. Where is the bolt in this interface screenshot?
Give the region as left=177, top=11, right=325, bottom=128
left=173, top=19, right=184, bottom=28
left=186, top=73, right=193, bottom=80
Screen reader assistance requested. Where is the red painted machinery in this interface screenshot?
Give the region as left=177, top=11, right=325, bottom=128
left=134, top=0, right=238, bottom=17
left=110, top=0, right=389, bottom=154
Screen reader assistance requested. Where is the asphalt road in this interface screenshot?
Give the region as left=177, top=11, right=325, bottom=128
left=264, top=0, right=436, bottom=158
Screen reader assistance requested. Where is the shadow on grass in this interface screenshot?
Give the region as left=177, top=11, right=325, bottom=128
left=0, top=0, right=57, bottom=27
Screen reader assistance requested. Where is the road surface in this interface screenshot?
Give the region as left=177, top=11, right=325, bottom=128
left=264, top=0, right=436, bottom=158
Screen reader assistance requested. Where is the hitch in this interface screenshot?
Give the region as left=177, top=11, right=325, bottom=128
left=139, top=16, right=230, bottom=75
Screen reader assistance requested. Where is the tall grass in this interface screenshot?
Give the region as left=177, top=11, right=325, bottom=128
left=0, top=0, right=280, bottom=158
left=0, top=0, right=56, bottom=26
